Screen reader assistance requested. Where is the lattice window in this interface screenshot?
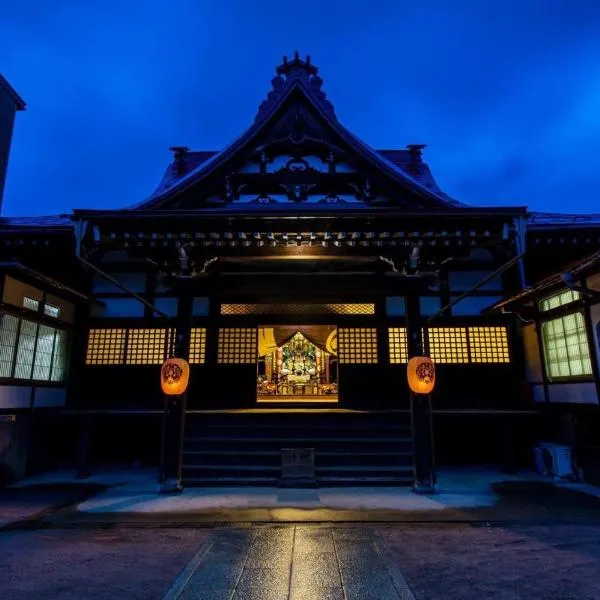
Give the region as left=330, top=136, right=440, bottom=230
left=43, top=303, right=61, bottom=319
left=86, top=329, right=126, bottom=365
left=51, top=329, right=68, bottom=381
left=14, top=320, right=38, bottom=379
left=338, top=328, right=378, bottom=364
left=189, top=328, right=207, bottom=364
left=468, top=326, right=510, bottom=363
left=539, top=289, right=581, bottom=312
left=220, top=303, right=375, bottom=315
left=427, top=327, right=469, bottom=363
left=388, top=327, right=408, bottom=364
left=217, top=328, right=257, bottom=364
left=32, top=324, right=55, bottom=380
left=126, top=329, right=170, bottom=365
left=23, top=296, right=40, bottom=312
left=542, top=313, right=592, bottom=378
left=0, top=314, right=19, bottom=377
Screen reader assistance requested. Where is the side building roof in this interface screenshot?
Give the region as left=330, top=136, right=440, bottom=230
left=0, top=74, right=26, bottom=110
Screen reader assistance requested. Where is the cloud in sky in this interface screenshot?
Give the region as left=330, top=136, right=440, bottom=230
left=2, top=0, right=600, bottom=215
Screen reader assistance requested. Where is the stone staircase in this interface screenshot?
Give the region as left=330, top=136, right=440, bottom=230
left=182, top=409, right=414, bottom=487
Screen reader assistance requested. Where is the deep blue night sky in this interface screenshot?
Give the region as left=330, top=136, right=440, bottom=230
left=2, top=1, right=600, bottom=216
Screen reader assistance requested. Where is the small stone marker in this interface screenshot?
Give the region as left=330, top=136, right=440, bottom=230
left=279, top=448, right=316, bottom=488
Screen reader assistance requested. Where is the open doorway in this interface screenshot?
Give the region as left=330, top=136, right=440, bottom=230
left=257, top=326, right=338, bottom=403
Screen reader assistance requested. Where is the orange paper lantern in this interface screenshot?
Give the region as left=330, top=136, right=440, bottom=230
left=407, top=356, right=436, bottom=394
left=161, top=358, right=190, bottom=395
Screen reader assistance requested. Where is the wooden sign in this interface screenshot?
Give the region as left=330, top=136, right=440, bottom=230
left=279, top=448, right=316, bottom=488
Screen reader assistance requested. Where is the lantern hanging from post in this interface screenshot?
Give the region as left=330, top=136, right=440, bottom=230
left=407, top=356, right=436, bottom=394
left=161, top=358, right=190, bottom=395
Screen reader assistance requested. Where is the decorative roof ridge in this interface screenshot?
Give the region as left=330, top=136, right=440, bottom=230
left=254, top=51, right=335, bottom=123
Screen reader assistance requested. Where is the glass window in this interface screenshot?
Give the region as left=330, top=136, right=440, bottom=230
left=32, top=325, right=55, bottom=380
left=51, top=329, right=68, bottom=381
left=14, top=320, right=38, bottom=379
left=539, top=289, right=581, bottom=312
left=43, top=303, right=61, bottom=319
left=0, top=314, right=19, bottom=377
left=0, top=315, right=68, bottom=382
left=541, top=312, right=592, bottom=379
left=23, top=296, right=40, bottom=312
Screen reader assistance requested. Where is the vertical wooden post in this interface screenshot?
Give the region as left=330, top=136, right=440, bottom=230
left=406, top=293, right=436, bottom=493
left=159, top=283, right=192, bottom=494
left=75, top=414, right=91, bottom=479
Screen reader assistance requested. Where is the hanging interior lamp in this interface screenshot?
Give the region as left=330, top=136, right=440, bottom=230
left=161, top=358, right=190, bottom=395
left=407, top=356, right=436, bottom=394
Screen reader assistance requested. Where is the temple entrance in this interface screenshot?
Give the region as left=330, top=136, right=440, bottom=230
left=256, top=326, right=339, bottom=403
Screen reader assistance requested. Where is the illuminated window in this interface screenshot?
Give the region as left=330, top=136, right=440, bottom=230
left=541, top=313, right=592, bottom=379
left=189, top=328, right=207, bottom=364
left=32, top=325, right=55, bottom=379
left=338, top=328, right=378, bottom=364
left=218, top=328, right=257, bottom=364
left=14, top=320, right=38, bottom=378
left=427, top=327, right=469, bottom=363
left=468, top=327, right=510, bottom=363
left=86, top=329, right=126, bottom=365
left=388, top=327, right=408, bottom=363
left=23, top=297, right=39, bottom=312
left=43, top=303, right=61, bottom=319
left=0, top=316, right=68, bottom=381
left=539, top=289, right=581, bottom=312
left=220, top=303, right=375, bottom=315
left=0, top=314, right=19, bottom=377
left=126, top=329, right=170, bottom=365
left=51, top=329, right=68, bottom=381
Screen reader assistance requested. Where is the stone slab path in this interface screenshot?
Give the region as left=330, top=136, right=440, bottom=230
left=164, top=526, right=416, bottom=600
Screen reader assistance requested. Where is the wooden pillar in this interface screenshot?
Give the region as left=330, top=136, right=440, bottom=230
left=75, top=414, right=91, bottom=479
left=159, top=283, right=193, bottom=493
left=406, top=293, right=436, bottom=493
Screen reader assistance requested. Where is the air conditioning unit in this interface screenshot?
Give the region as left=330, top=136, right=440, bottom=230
left=534, top=443, right=574, bottom=479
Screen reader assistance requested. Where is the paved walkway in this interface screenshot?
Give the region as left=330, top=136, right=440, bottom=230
left=164, top=526, right=415, bottom=600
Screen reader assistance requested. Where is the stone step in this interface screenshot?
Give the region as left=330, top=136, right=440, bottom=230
left=183, top=450, right=413, bottom=467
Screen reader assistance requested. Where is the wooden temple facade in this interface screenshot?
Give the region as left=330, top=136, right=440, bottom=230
left=1, top=55, right=599, bottom=487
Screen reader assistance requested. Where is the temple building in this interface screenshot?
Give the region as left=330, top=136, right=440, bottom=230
left=0, top=55, right=599, bottom=488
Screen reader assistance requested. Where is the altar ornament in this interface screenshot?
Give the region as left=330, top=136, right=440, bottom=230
left=407, top=356, right=436, bottom=394
left=161, top=358, right=190, bottom=395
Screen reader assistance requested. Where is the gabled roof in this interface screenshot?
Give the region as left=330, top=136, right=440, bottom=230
left=132, top=53, right=465, bottom=211
left=0, top=74, right=26, bottom=110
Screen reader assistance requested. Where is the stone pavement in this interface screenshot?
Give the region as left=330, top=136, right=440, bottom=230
left=164, top=526, right=415, bottom=600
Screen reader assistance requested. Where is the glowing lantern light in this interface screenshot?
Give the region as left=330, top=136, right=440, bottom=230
left=407, top=356, right=436, bottom=394
left=161, top=358, right=190, bottom=395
